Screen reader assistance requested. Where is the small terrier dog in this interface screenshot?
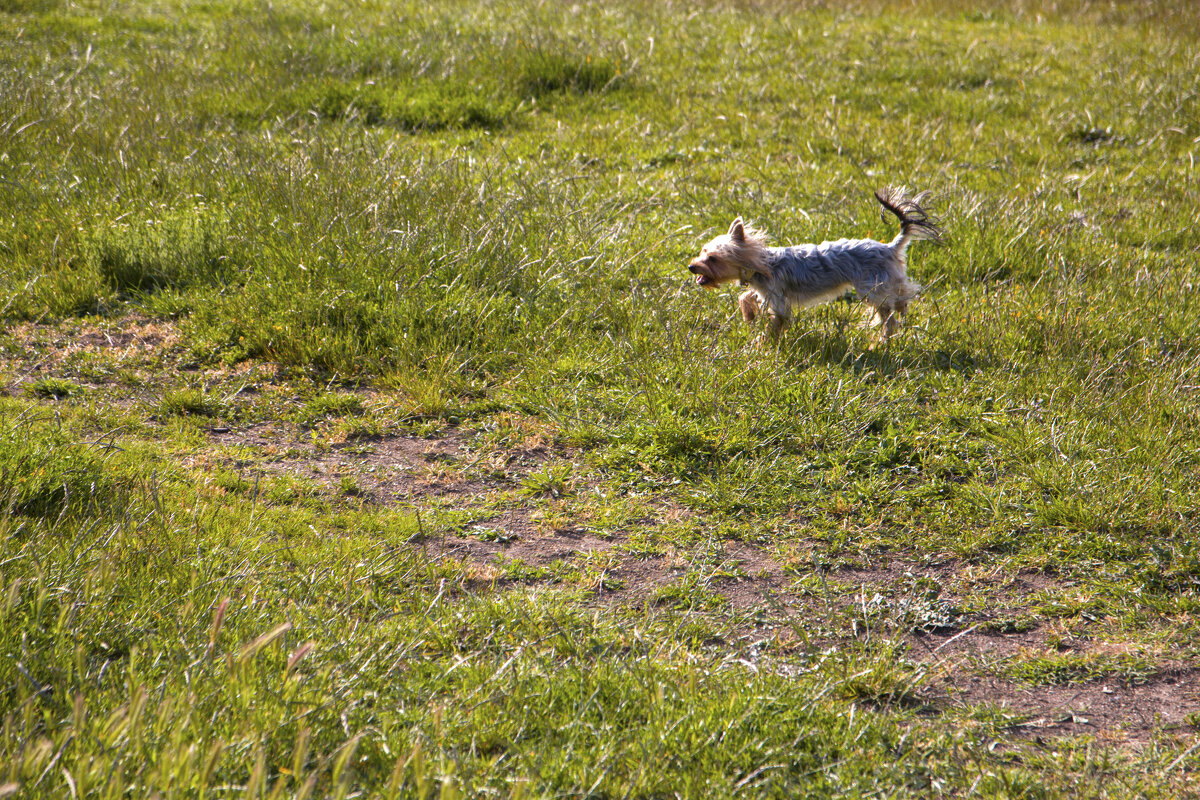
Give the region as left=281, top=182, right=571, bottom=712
left=688, top=188, right=942, bottom=341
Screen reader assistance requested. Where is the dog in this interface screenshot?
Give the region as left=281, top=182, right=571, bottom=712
left=688, top=188, right=942, bottom=342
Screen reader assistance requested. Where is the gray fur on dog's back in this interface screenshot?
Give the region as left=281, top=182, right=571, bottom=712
left=766, top=238, right=905, bottom=308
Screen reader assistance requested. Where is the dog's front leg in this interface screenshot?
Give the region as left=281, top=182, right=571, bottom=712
left=738, top=290, right=761, bottom=322
left=766, top=312, right=791, bottom=342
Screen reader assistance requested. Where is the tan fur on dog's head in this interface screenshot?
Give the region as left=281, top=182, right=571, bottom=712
left=688, top=217, right=770, bottom=288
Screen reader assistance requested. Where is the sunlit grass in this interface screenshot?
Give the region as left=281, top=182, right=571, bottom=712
left=2, top=0, right=1200, bottom=796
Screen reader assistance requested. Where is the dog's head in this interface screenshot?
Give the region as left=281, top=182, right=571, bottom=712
left=688, top=218, right=767, bottom=288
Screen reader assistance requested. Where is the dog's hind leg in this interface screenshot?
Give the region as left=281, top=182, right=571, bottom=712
left=866, top=302, right=900, bottom=343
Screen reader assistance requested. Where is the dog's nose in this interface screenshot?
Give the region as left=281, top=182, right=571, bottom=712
left=688, top=263, right=700, bottom=273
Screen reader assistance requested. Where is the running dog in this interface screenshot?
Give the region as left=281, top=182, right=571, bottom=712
left=688, top=188, right=942, bottom=341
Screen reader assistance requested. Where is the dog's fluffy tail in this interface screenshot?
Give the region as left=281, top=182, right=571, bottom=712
left=875, top=187, right=943, bottom=251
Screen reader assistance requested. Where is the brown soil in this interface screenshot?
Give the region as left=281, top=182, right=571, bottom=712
left=5, top=315, right=182, bottom=382
left=919, top=666, right=1200, bottom=742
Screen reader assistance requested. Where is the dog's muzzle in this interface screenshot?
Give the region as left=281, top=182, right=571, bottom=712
left=688, top=263, right=715, bottom=286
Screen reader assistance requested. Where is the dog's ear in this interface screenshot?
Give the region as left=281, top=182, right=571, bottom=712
left=728, top=217, right=745, bottom=242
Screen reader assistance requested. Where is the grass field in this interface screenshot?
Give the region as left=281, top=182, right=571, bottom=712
left=3, top=0, right=1200, bottom=796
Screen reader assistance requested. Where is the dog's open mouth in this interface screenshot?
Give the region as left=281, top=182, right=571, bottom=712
left=694, top=274, right=714, bottom=287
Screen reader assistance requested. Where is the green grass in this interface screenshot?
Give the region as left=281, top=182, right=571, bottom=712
left=24, top=377, right=80, bottom=400
left=3, top=0, right=1200, bottom=796
left=160, top=387, right=225, bottom=417
left=1002, top=650, right=1159, bottom=688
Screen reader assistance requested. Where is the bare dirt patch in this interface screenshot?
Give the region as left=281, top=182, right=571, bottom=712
left=213, top=423, right=491, bottom=501
left=435, top=508, right=615, bottom=567
left=916, top=667, right=1200, bottom=742
left=4, top=316, right=183, bottom=390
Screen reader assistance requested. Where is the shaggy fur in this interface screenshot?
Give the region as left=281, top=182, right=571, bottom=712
left=688, top=188, right=942, bottom=341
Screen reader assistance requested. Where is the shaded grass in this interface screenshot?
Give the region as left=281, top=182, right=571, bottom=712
left=274, top=77, right=513, bottom=130
left=241, top=46, right=624, bottom=131
left=83, top=205, right=236, bottom=295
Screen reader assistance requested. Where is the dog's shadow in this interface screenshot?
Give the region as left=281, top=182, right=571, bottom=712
left=767, top=318, right=989, bottom=378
